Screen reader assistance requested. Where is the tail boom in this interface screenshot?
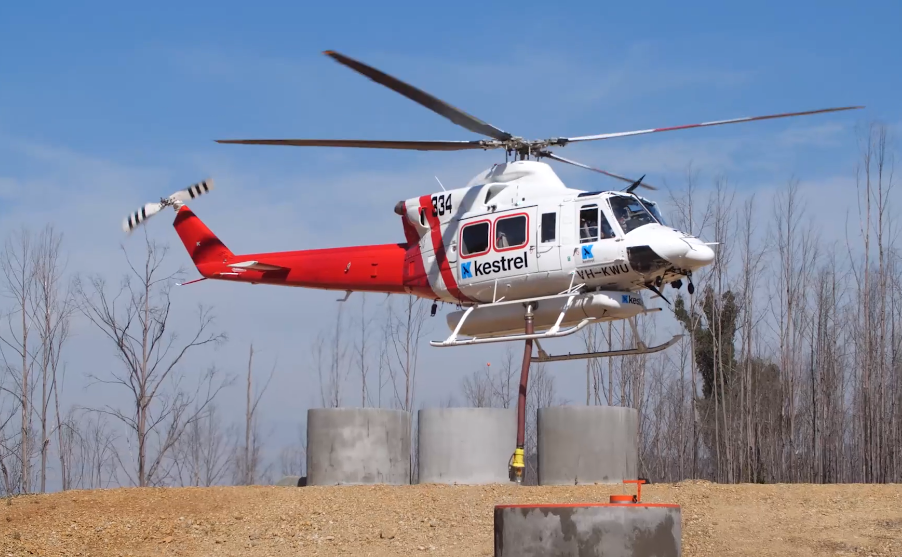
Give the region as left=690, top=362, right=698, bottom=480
left=173, top=205, right=418, bottom=295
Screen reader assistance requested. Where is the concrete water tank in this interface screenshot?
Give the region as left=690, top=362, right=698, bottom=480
left=306, top=408, right=411, bottom=485
left=417, top=407, right=517, bottom=484
left=537, top=405, right=638, bottom=485
left=494, top=501, right=681, bottom=557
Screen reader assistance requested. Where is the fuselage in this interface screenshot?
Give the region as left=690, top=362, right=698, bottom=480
left=173, top=161, right=714, bottom=316
left=395, top=160, right=714, bottom=306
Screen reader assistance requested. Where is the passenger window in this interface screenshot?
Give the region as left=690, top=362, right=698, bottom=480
left=600, top=212, right=615, bottom=239
left=579, top=205, right=598, bottom=243
left=495, top=214, right=527, bottom=250
left=461, top=221, right=490, bottom=257
left=541, top=212, right=556, bottom=243
left=581, top=204, right=617, bottom=242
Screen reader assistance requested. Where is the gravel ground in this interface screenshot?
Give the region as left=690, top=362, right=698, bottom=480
left=2, top=481, right=901, bottom=556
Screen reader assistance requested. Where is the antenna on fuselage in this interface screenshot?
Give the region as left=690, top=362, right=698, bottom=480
left=434, top=176, right=446, bottom=191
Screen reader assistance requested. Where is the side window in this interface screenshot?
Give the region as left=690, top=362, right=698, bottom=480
left=579, top=205, right=598, bottom=243
left=460, top=221, right=490, bottom=257
left=495, top=214, right=528, bottom=250
left=540, top=212, right=556, bottom=243
left=600, top=211, right=615, bottom=239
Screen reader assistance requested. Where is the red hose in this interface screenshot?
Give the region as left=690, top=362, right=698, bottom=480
left=516, top=306, right=535, bottom=448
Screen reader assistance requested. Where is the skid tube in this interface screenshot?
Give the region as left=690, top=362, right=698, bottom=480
left=531, top=334, right=683, bottom=363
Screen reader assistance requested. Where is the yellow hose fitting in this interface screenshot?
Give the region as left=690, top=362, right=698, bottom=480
left=508, top=448, right=525, bottom=483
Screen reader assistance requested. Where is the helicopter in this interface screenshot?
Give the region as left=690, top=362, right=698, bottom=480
left=121, top=50, right=861, bottom=482
left=121, top=50, right=861, bottom=358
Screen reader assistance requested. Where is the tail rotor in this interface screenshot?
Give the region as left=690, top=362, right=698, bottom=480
left=122, top=178, right=214, bottom=233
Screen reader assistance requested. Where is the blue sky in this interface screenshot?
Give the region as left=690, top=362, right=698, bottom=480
left=1, top=1, right=900, bottom=483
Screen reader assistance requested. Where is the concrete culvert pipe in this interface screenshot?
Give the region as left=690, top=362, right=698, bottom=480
left=306, top=408, right=411, bottom=486
left=417, top=407, right=517, bottom=485
left=537, top=405, right=638, bottom=485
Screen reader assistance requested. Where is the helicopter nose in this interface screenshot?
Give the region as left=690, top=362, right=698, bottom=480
left=653, top=237, right=715, bottom=269
left=682, top=243, right=715, bottom=267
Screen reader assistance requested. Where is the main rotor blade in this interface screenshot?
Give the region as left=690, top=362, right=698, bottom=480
left=323, top=50, right=513, bottom=142
left=539, top=151, right=657, bottom=191
left=559, top=106, right=864, bottom=144
left=215, top=138, right=497, bottom=151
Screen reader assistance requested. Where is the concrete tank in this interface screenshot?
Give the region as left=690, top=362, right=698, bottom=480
left=494, top=502, right=681, bottom=557
left=306, top=408, right=411, bottom=486
left=417, top=407, right=517, bottom=484
left=537, top=405, right=638, bottom=485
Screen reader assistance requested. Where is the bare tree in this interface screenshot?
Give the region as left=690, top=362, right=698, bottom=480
left=461, top=363, right=494, bottom=407
left=385, top=295, right=429, bottom=411
left=28, top=224, right=74, bottom=492
left=234, top=343, right=275, bottom=485
left=315, top=306, right=347, bottom=408
left=355, top=294, right=373, bottom=407
left=523, top=363, right=564, bottom=485
left=491, top=347, right=517, bottom=409
left=279, top=423, right=307, bottom=477
left=72, top=234, right=229, bottom=487
left=0, top=226, right=35, bottom=493
left=459, top=349, right=517, bottom=409
left=171, top=403, right=231, bottom=487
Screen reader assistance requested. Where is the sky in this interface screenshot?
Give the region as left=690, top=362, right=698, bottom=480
left=1, top=1, right=900, bottom=484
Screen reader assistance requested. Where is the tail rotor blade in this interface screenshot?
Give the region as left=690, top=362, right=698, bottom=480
left=169, top=178, right=214, bottom=204
left=123, top=202, right=164, bottom=233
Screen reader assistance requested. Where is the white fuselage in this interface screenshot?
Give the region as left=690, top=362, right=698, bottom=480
left=398, top=160, right=714, bottom=335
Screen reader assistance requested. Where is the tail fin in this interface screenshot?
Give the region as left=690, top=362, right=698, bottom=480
left=173, top=206, right=233, bottom=266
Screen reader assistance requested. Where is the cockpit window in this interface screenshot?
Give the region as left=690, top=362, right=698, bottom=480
left=644, top=201, right=666, bottom=226
left=608, top=196, right=658, bottom=234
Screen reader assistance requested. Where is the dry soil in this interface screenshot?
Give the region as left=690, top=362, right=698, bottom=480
left=2, top=481, right=901, bottom=556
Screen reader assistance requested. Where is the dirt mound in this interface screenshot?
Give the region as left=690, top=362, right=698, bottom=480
left=2, top=482, right=901, bottom=556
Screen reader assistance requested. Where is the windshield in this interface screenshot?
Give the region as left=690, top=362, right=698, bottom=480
left=644, top=201, right=666, bottom=226
left=608, top=195, right=658, bottom=234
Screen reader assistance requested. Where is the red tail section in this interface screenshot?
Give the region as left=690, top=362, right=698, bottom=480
left=173, top=206, right=233, bottom=267
left=171, top=205, right=427, bottom=297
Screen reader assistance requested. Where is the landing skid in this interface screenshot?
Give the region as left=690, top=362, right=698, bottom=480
left=531, top=334, right=683, bottom=363
left=430, top=274, right=591, bottom=347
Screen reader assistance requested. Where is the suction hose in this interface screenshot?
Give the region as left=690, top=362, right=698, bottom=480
left=509, top=302, right=534, bottom=483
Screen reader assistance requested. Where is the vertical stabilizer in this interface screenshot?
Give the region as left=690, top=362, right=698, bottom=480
left=172, top=206, right=233, bottom=266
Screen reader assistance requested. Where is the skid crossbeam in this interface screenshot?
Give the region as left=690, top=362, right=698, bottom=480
left=429, top=278, right=589, bottom=347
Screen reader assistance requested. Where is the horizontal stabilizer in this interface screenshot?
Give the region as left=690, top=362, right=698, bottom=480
left=227, top=260, right=288, bottom=272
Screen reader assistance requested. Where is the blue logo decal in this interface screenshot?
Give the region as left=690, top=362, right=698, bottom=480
left=581, top=244, right=594, bottom=260
left=622, top=294, right=629, bottom=304
left=461, top=262, right=472, bottom=279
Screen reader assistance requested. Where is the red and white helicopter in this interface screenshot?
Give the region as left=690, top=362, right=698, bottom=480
left=122, top=50, right=860, bottom=480
left=123, top=50, right=860, bottom=358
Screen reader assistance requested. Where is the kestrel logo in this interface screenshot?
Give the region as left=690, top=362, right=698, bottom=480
left=459, top=251, right=528, bottom=280
left=581, top=244, right=594, bottom=260
left=461, top=262, right=473, bottom=279
left=621, top=294, right=642, bottom=305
